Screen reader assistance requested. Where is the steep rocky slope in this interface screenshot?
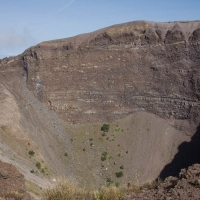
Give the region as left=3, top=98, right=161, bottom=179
left=122, top=164, right=200, bottom=200
left=0, top=60, right=74, bottom=190
left=0, top=20, right=200, bottom=191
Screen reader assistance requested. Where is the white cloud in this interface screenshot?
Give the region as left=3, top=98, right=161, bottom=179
left=0, top=27, right=35, bottom=48
left=0, top=27, right=36, bottom=58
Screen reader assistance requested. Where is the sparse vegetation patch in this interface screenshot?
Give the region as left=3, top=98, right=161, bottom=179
left=44, top=179, right=151, bottom=200
left=101, top=151, right=108, bottom=161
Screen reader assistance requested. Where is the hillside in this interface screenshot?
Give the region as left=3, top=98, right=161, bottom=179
left=0, top=20, right=200, bottom=197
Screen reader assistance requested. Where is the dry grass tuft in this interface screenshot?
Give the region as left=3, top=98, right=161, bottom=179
left=44, top=180, right=91, bottom=200
left=43, top=179, right=161, bottom=200
left=94, top=186, right=123, bottom=200
left=0, top=190, right=25, bottom=200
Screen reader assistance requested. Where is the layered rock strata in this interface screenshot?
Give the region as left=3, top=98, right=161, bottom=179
left=12, top=20, right=200, bottom=134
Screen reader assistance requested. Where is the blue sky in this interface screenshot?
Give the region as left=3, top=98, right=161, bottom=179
left=0, top=0, right=200, bottom=58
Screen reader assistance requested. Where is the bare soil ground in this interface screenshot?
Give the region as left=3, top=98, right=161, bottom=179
left=64, top=112, right=191, bottom=189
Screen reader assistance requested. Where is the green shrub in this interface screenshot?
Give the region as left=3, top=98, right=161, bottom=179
left=102, top=151, right=108, bottom=156
left=101, top=151, right=108, bottom=161
left=28, top=150, right=35, bottom=156
left=120, top=165, right=124, bottom=169
left=115, top=182, right=120, bottom=187
left=30, top=170, right=34, bottom=173
left=107, top=178, right=112, bottom=183
left=79, top=132, right=83, bottom=136
left=101, top=124, right=110, bottom=132
left=107, top=178, right=113, bottom=186
left=115, top=171, right=123, bottom=178
left=36, top=162, right=41, bottom=169
left=64, top=153, right=68, bottom=157
left=101, top=156, right=107, bottom=161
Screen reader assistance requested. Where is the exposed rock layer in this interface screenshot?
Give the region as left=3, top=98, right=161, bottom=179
left=10, top=20, right=200, bottom=135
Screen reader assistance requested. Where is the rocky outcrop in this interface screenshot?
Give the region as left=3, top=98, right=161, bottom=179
left=189, top=28, right=200, bottom=42
left=122, top=164, right=200, bottom=200
left=0, top=160, right=33, bottom=200
left=164, top=30, right=185, bottom=44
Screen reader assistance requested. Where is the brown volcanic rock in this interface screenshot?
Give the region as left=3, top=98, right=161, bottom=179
left=0, top=160, right=32, bottom=199
left=140, top=29, right=159, bottom=45
left=164, top=30, right=185, bottom=44
left=122, top=164, right=200, bottom=200
left=189, top=28, right=200, bottom=42
left=17, top=20, right=200, bottom=133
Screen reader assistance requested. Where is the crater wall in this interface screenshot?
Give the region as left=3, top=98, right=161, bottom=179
left=18, top=20, right=200, bottom=134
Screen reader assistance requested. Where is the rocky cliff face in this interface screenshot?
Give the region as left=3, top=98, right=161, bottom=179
left=18, top=20, right=200, bottom=134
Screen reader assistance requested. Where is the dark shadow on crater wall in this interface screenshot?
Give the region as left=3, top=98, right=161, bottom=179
left=158, top=124, right=200, bottom=180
